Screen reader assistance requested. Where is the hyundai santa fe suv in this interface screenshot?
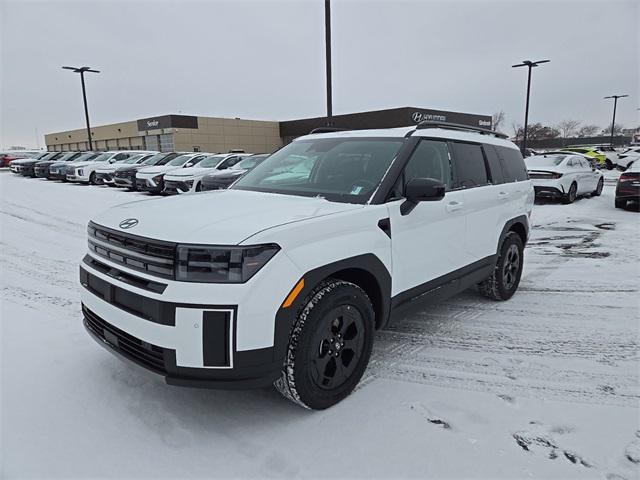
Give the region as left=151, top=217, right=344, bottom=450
left=80, top=122, right=534, bottom=409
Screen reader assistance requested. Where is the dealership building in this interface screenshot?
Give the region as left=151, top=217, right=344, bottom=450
left=45, top=107, right=492, bottom=154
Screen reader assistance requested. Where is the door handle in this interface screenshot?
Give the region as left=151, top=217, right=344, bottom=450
left=446, top=201, right=464, bottom=212
left=497, top=191, right=510, bottom=200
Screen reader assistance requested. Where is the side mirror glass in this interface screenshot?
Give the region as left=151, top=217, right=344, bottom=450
left=401, top=178, right=446, bottom=215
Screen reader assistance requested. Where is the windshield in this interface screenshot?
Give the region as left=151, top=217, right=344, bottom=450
left=141, top=153, right=173, bottom=166
left=90, top=153, right=112, bottom=162
left=232, top=155, right=268, bottom=170
left=167, top=154, right=199, bottom=166
left=526, top=155, right=567, bottom=167
left=196, top=155, right=226, bottom=168
left=233, top=138, right=404, bottom=203
left=72, top=153, right=98, bottom=162
left=57, top=152, right=78, bottom=161
left=120, top=154, right=144, bottom=164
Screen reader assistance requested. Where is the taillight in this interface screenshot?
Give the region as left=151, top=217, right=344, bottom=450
left=619, top=173, right=638, bottom=182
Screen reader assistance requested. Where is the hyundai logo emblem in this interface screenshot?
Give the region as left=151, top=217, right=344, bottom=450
left=119, top=218, right=139, bottom=229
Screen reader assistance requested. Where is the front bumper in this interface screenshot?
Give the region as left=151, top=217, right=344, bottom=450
left=35, top=166, right=50, bottom=178
left=79, top=250, right=300, bottom=388
left=20, top=166, right=36, bottom=176
left=95, top=172, right=114, bottom=185
left=136, top=177, right=164, bottom=193
left=163, top=179, right=194, bottom=194
left=114, top=174, right=135, bottom=187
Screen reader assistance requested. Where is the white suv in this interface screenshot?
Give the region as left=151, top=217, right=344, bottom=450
left=80, top=122, right=534, bottom=409
left=66, top=150, right=155, bottom=184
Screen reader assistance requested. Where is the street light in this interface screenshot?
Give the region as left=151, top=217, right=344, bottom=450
left=512, top=59, right=550, bottom=155
left=324, top=0, right=332, bottom=126
left=62, top=66, right=100, bottom=150
left=604, top=94, right=628, bottom=147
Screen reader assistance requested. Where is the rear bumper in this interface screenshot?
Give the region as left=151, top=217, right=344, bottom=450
left=533, top=185, right=564, bottom=198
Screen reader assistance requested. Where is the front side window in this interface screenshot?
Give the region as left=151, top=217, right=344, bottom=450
left=450, top=142, right=488, bottom=188
left=233, top=138, right=404, bottom=203
left=403, top=140, right=453, bottom=190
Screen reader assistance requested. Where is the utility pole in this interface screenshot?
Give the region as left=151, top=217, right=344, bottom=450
left=604, top=94, right=628, bottom=147
left=324, top=0, right=333, bottom=126
left=512, top=59, right=550, bottom=155
left=62, top=66, right=100, bottom=150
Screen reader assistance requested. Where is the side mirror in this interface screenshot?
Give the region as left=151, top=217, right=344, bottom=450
left=401, top=178, right=446, bottom=215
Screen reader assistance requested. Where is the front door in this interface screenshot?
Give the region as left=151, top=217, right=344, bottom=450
left=387, top=138, right=468, bottom=297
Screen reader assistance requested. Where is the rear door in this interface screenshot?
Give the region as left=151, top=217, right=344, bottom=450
left=449, top=141, right=503, bottom=263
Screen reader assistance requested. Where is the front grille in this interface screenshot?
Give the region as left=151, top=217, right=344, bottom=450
left=88, top=222, right=176, bottom=279
left=66, top=164, right=76, bottom=174
left=164, top=180, right=193, bottom=192
left=136, top=179, right=147, bottom=188
left=115, top=170, right=134, bottom=178
left=83, top=305, right=167, bottom=374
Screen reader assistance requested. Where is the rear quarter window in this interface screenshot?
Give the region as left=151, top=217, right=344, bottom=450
left=450, top=142, right=489, bottom=188
left=483, top=145, right=505, bottom=184
left=496, top=146, right=528, bottom=182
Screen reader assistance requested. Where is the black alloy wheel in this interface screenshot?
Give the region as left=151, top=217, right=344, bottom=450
left=309, top=305, right=366, bottom=391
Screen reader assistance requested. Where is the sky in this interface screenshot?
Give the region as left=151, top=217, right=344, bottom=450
left=1, top=0, right=638, bottom=149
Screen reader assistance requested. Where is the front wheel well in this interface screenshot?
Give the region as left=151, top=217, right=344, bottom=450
left=508, top=221, right=527, bottom=246
left=329, top=268, right=386, bottom=330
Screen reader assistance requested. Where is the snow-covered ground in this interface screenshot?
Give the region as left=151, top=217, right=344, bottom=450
left=1, top=171, right=638, bottom=479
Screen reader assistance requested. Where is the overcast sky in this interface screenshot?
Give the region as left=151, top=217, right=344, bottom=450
left=1, top=0, right=638, bottom=148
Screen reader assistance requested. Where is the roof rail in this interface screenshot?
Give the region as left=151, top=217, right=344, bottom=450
left=414, top=121, right=508, bottom=139
left=309, top=127, right=346, bottom=134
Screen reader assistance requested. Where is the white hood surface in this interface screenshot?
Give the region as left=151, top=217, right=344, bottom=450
left=137, top=165, right=184, bottom=176
left=165, top=167, right=216, bottom=179
left=71, top=160, right=107, bottom=169
left=91, top=189, right=362, bottom=244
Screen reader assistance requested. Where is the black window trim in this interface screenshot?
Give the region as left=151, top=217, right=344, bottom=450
left=447, top=139, right=491, bottom=191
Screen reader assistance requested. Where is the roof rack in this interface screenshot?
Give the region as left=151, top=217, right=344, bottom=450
left=309, top=127, right=347, bottom=134
left=414, top=121, right=508, bottom=139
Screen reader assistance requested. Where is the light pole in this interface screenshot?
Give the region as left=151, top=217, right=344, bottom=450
left=324, top=0, right=332, bottom=126
left=604, top=94, right=628, bottom=147
left=512, top=59, right=550, bottom=155
left=62, top=66, right=100, bottom=150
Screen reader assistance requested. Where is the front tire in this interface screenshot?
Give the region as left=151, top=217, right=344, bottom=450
left=89, top=172, right=96, bottom=185
left=478, top=231, right=524, bottom=301
left=562, top=182, right=577, bottom=204
left=592, top=177, right=604, bottom=196
left=275, top=279, right=375, bottom=410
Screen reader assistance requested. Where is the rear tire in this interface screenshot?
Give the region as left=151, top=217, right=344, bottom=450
left=274, top=279, right=375, bottom=410
left=478, top=232, right=524, bottom=301
left=562, top=182, right=577, bottom=204
left=615, top=198, right=627, bottom=209
left=592, top=177, right=604, bottom=196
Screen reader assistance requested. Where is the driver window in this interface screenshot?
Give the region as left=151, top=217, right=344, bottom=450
left=403, top=140, right=453, bottom=191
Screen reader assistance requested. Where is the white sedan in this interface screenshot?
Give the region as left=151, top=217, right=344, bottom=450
left=162, top=153, right=250, bottom=193
left=526, top=153, right=604, bottom=203
left=615, top=147, right=640, bottom=170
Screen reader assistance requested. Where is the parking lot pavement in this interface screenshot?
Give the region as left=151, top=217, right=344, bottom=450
left=1, top=171, right=638, bottom=479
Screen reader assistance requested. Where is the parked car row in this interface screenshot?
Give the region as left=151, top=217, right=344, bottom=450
left=8, top=149, right=269, bottom=195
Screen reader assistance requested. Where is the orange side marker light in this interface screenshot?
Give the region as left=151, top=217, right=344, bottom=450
left=282, top=278, right=305, bottom=308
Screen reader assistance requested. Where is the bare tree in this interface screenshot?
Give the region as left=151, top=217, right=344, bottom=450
left=601, top=123, right=624, bottom=135
left=577, top=124, right=600, bottom=137
left=492, top=111, right=505, bottom=131
left=556, top=119, right=581, bottom=139
left=511, top=122, right=522, bottom=142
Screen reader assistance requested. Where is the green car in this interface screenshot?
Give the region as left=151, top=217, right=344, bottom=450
left=560, top=147, right=610, bottom=169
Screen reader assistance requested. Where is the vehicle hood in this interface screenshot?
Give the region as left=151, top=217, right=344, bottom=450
left=165, top=167, right=216, bottom=179
left=96, top=164, right=119, bottom=173
left=35, top=160, right=57, bottom=166
left=137, top=165, right=182, bottom=176
left=205, top=169, right=246, bottom=180
left=91, top=190, right=362, bottom=244
left=72, top=160, right=104, bottom=168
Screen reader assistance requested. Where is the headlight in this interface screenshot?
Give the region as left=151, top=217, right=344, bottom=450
left=176, top=244, right=280, bottom=283
left=77, top=169, right=84, bottom=176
